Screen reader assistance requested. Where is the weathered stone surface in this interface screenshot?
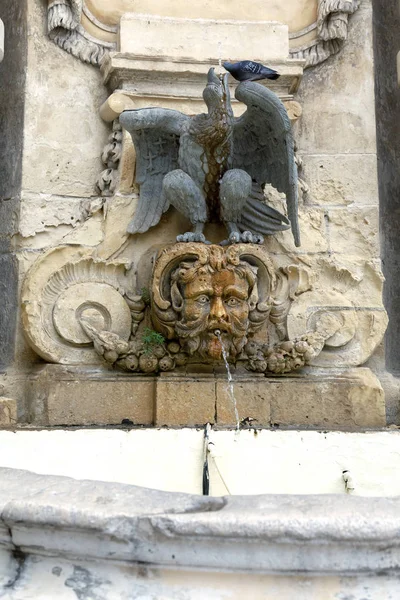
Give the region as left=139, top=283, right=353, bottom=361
left=265, top=206, right=328, bottom=254
left=1, top=466, right=400, bottom=599
left=215, top=368, right=385, bottom=429
left=301, top=154, right=379, bottom=206
left=22, top=0, right=109, bottom=198
left=305, top=255, right=385, bottom=308
left=0, top=2, right=26, bottom=203
left=328, top=206, right=380, bottom=258
left=25, top=351, right=386, bottom=428
left=27, top=366, right=383, bottom=429
left=30, top=366, right=154, bottom=426
left=0, top=398, right=17, bottom=426
left=156, top=375, right=216, bottom=427
left=94, top=195, right=136, bottom=259
left=19, top=195, right=85, bottom=238
left=2, top=552, right=400, bottom=600
left=216, top=378, right=271, bottom=427
left=18, top=194, right=106, bottom=251
left=83, top=0, right=318, bottom=29
left=295, top=4, right=375, bottom=155
left=269, top=368, right=385, bottom=428
left=117, top=132, right=136, bottom=194
left=120, top=14, right=289, bottom=60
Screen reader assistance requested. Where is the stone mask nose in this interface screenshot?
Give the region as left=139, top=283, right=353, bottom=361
left=210, top=296, right=227, bottom=321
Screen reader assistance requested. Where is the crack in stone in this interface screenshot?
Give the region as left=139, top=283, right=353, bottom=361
left=3, top=547, right=27, bottom=591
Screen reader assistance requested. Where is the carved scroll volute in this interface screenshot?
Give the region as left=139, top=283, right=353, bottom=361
left=21, top=246, right=133, bottom=364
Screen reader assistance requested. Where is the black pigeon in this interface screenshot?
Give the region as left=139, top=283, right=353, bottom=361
left=223, top=60, right=280, bottom=82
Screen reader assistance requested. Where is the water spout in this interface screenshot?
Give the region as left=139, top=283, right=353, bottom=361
left=215, top=331, right=240, bottom=432
left=218, top=41, right=222, bottom=72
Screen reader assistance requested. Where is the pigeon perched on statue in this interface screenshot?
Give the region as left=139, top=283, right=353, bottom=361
left=223, top=60, right=280, bottom=82
left=120, top=68, right=300, bottom=247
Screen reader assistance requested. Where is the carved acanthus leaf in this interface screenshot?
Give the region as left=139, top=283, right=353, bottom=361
left=290, top=0, right=361, bottom=67
left=47, top=0, right=113, bottom=65
left=96, top=121, right=122, bottom=197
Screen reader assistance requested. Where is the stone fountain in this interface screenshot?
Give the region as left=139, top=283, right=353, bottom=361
left=21, top=59, right=386, bottom=428
left=1, top=1, right=398, bottom=597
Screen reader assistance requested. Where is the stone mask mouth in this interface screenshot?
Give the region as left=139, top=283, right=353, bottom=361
left=208, top=322, right=231, bottom=335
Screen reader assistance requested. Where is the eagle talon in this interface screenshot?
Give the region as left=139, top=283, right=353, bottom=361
left=220, top=231, right=264, bottom=245
left=177, top=232, right=208, bottom=243
left=240, top=231, right=264, bottom=244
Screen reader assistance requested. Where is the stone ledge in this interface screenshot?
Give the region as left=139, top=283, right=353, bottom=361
left=101, top=54, right=304, bottom=114
left=28, top=365, right=155, bottom=427
left=27, top=365, right=386, bottom=429
left=1, top=467, right=400, bottom=574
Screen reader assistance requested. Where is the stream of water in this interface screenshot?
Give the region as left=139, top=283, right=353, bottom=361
left=215, top=331, right=240, bottom=432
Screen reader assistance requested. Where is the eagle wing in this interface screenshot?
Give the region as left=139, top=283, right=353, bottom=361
left=233, top=83, right=300, bottom=247
left=119, top=109, right=190, bottom=234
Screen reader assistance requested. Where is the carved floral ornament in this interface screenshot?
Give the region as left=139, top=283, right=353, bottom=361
left=48, top=0, right=360, bottom=68
left=21, top=242, right=384, bottom=375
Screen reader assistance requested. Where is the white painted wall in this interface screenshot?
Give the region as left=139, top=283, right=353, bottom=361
left=1, top=429, right=400, bottom=496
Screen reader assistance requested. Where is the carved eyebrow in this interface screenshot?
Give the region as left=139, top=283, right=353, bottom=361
left=223, top=286, right=248, bottom=300
left=186, top=288, right=213, bottom=299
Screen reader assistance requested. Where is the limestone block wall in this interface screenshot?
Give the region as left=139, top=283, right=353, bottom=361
left=14, top=0, right=109, bottom=372
left=5, top=0, right=391, bottom=421
left=268, top=0, right=381, bottom=314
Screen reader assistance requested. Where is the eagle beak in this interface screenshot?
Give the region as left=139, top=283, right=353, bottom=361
left=207, top=67, right=221, bottom=86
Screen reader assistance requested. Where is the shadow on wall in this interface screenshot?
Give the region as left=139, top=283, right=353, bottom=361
left=0, top=3, right=27, bottom=370
left=373, top=0, right=400, bottom=376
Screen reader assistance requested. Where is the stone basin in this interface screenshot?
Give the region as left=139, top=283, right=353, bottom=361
left=1, top=430, right=400, bottom=599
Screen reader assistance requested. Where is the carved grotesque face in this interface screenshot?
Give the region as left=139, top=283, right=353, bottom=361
left=173, top=268, right=251, bottom=360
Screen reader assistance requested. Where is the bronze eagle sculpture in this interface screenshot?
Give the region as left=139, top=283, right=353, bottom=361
left=119, top=68, right=300, bottom=247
